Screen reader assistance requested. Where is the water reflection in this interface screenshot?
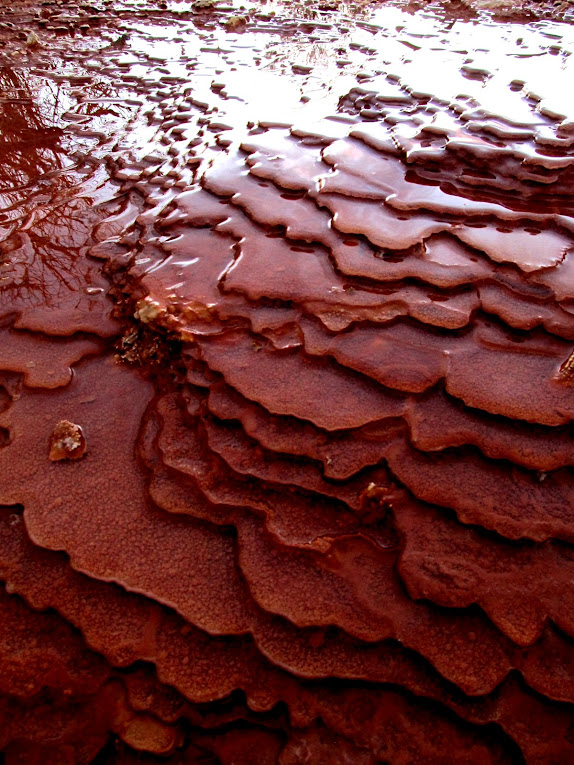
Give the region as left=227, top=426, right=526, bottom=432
left=0, top=67, right=116, bottom=334
left=0, top=68, right=70, bottom=196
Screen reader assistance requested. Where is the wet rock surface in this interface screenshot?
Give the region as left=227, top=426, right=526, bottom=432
left=1, top=0, right=574, bottom=760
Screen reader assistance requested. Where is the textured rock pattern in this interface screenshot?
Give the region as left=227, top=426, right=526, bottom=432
left=1, top=0, right=574, bottom=761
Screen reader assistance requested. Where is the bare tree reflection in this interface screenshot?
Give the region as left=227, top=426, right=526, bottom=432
left=0, top=67, right=66, bottom=195
left=0, top=198, right=100, bottom=311
left=0, top=67, right=114, bottom=323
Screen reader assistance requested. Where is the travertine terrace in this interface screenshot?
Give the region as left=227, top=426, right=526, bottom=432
left=0, top=0, right=574, bottom=761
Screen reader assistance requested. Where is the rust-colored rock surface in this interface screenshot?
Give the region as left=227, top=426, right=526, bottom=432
left=1, top=0, right=574, bottom=760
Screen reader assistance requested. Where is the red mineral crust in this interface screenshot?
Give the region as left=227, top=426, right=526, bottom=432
left=1, top=0, right=574, bottom=761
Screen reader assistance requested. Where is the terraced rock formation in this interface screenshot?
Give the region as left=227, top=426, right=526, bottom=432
left=0, top=0, right=573, bottom=761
